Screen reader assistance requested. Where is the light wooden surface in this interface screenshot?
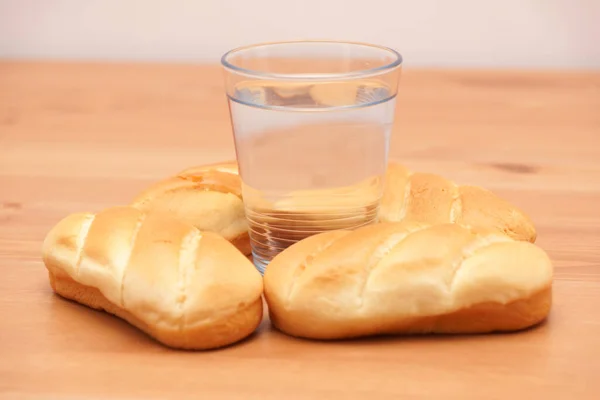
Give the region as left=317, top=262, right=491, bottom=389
left=1, top=61, right=599, bottom=399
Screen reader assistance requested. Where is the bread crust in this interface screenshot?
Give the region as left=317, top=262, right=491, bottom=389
left=48, top=269, right=263, bottom=350
left=268, top=287, right=551, bottom=340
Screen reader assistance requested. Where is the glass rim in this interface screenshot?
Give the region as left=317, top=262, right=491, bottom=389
left=220, top=40, right=403, bottom=80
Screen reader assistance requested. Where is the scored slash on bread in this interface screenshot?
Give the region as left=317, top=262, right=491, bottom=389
left=42, top=205, right=264, bottom=350
left=263, top=222, right=552, bottom=340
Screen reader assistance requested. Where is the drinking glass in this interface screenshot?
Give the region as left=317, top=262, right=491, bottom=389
left=221, top=40, right=403, bottom=273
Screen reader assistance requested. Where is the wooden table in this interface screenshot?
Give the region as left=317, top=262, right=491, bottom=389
left=1, top=61, right=599, bottom=399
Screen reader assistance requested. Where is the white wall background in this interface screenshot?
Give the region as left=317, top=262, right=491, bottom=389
left=0, top=0, right=598, bottom=69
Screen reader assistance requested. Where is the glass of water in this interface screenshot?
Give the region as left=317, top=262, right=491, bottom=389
left=221, top=40, right=403, bottom=273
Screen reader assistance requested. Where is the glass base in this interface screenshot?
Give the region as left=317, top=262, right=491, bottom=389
left=252, top=251, right=269, bottom=275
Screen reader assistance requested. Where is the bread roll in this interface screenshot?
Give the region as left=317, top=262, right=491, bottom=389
left=130, top=161, right=251, bottom=255
left=137, top=160, right=536, bottom=246
left=42, top=205, right=263, bottom=350
left=263, top=222, right=552, bottom=340
left=380, top=163, right=537, bottom=242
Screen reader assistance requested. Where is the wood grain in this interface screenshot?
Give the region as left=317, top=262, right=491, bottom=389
left=1, top=61, right=599, bottom=399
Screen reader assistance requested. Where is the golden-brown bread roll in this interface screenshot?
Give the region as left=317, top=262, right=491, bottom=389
left=42, top=205, right=263, bottom=350
left=130, top=161, right=251, bottom=255
left=136, top=160, right=536, bottom=246
left=263, top=222, right=552, bottom=340
left=380, top=163, right=537, bottom=242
